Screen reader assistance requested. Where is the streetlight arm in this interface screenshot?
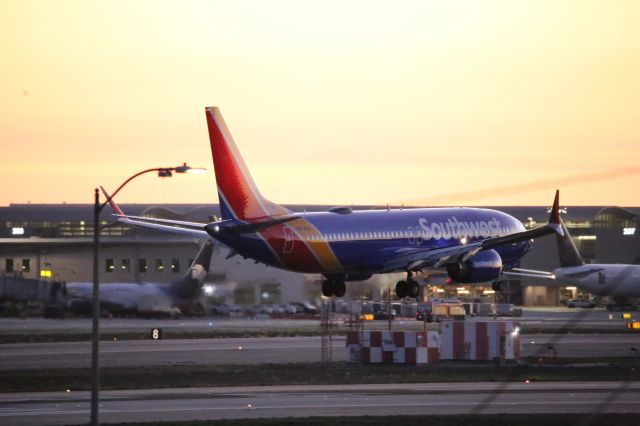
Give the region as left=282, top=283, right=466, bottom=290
left=100, top=163, right=204, bottom=212
left=100, top=168, right=164, bottom=211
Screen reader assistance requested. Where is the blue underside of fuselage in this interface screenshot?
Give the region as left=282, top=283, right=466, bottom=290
left=214, top=207, right=531, bottom=275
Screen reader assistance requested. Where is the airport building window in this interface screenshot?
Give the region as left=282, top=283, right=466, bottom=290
left=139, top=259, right=148, bottom=273
left=260, top=283, right=281, bottom=304
left=121, top=259, right=130, bottom=273
left=188, top=258, right=194, bottom=267
left=5, top=259, right=14, bottom=273
left=22, top=258, right=30, bottom=272
left=234, top=287, right=254, bottom=305
left=171, top=259, right=180, bottom=273
left=155, top=259, right=164, bottom=272
left=105, top=258, right=114, bottom=273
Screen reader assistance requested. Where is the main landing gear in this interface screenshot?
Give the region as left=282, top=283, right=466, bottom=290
left=395, top=272, right=420, bottom=299
left=322, top=278, right=346, bottom=298
left=491, top=281, right=502, bottom=292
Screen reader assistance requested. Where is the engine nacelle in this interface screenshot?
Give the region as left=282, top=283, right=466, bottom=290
left=446, top=249, right=503, bottom=284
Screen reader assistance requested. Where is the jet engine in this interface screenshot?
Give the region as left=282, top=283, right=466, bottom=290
left=446, top=249, right=503, bottom=284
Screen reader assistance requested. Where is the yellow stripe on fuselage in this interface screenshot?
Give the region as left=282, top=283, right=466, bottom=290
left=288, top=218, right=342, bottom=272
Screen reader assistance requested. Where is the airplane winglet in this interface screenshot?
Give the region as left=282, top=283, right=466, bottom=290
left=547, top=189, right=564, bottom=237
left=99, top=186, right=125, bottom=217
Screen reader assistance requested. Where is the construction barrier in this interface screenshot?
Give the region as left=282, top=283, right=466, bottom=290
left=346, top=330, right=439, bottom=364
left=439, top=320, right=520, bottom=361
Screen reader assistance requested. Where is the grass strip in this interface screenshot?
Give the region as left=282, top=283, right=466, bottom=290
left=107, top=414, right=640, bottom=426
left=1, top=326, right=637, bottom=343
left=2, top=362, right=639, bottom=393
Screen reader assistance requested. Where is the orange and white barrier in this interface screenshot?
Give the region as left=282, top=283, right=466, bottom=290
left=439, top=320, right=521, bottom=361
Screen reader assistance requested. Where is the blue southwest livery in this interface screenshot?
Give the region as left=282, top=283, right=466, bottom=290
left=104, top=106, right=563, bottom=298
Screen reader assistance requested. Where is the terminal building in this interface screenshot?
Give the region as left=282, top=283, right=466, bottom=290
left=1, top=203, right=638, bottom=306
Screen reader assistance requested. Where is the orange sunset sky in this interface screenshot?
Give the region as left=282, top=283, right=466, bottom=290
left=1, top=1, right=639, bottom=207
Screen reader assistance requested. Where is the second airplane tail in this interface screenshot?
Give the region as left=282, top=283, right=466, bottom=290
left=556, top=219, right=585, bottom=267
left=205, top=107, right=289, bottom=221
left=170, top=240, right=215, bottom=300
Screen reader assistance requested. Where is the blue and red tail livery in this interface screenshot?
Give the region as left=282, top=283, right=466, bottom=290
left=110, top=106, right=564, bottom=298
left=205, top=107, right=289, bottom=221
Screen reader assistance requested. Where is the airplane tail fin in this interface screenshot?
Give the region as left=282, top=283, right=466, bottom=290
left=171, top=240, right=215, bottom=299
left=555, top=219, right=585, bottom=267
left=205, top=106, right=289, bottom=221
left=100, top=186, right=125, bottom=217
left=547, top=189, right=564, bottom=236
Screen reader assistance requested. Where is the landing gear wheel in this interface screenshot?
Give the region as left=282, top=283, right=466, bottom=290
left=491, top=281, right=502, bottom=292
left=407, top=281, right=420, bottom=299
left=395, top=280, right=408, bottom=298
left=321, top=280, right=333, bottom=297
left=334, top=281, right=346, bottom=298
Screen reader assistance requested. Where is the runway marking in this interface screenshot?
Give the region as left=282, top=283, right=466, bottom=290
left=2, top=400, right=638, bottom=418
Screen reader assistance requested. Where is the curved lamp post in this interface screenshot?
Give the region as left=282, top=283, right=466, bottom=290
left=91, top=163, right=205, bottom=426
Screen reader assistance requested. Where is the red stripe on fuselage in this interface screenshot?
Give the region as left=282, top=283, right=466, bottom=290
left=259, top=224, right=325, bottom=272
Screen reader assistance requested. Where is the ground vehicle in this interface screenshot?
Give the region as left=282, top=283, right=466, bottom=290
left=291, top=301, right=318, bottom=315
left=416, top=298, right=464, bottom=322
left=210, top=303, right=243, bottom=316
left=415, top=306, right=433, bottom=322
left=564, top=298, right=595, bottom=308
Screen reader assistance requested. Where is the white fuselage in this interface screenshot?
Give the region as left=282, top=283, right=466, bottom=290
left=553, top=264, right=640, bottom=297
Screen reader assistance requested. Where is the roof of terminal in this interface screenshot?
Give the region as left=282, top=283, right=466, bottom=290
left=1, top=203, right=634, bottom=223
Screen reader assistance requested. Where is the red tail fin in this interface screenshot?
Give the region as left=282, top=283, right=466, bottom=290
left=100, top=186, right=125, bottom=216
left=205, top=107, right=288, bottom=221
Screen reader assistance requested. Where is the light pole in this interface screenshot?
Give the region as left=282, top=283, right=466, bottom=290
left=91, top=163, right=204, bottom=426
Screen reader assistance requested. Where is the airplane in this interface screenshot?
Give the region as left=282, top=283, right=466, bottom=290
left=66, top=240, right=215, bottom=316
left=103, top=106, right=564, bottom=299
left=505, top=219, right=640, bottom=306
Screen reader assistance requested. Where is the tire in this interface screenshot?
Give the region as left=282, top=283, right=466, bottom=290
left=395, top=281, right=408, bottom=298
left=321, top=280, right=333, bottom=297
left=568, top=304, right=575, bottom=308
left=407, top=281, right=420, bottom=298
left=334, top=281, right=346, bottom=298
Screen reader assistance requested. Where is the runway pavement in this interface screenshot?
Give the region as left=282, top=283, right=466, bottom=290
left=1, top=381, right=638, bottom=425
left=0, top=336, right=330, bottom=369
left=0, top=307, right=636, bottom=337
left=1, top=333, right=639, bottom=370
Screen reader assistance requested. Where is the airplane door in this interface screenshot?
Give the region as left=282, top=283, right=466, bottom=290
left=283, top=227, right=294, bottom=254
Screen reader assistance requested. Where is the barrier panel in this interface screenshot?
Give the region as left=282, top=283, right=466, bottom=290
left=439, top=320, right=520, bottom=361
left=346, top=330, right=439, bottom=364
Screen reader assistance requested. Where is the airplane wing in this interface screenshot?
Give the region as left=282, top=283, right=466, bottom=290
left=382, top=190, right=563, bottom=273
left=100, top=186, right=210, bottom=238
left=116, top=215, right=210, bottom=238
left=502, top=268, right=556, bottom=279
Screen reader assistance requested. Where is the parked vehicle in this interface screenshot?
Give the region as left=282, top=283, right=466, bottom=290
left=564, top=298, right=595, bottom=308
left=210, top=303, right=243, bottom=316
left=278, top=304, right=298, bottom=314
left=415, top=305, right=433, bottom=322
left=291, top=301, right=318, bottom=315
